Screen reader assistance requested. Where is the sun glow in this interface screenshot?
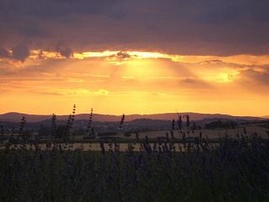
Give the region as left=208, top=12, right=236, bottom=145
left=1, top=48, right=269, bottom=116
left=73, top=51, right=119, bottom=59
left=129, top=51, right=170, bottom=59
left=217, top=72, right=239, bottom=83
left=121, top=59, right=158, bottom=78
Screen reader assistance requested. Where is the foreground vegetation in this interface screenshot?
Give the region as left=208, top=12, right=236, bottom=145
left=0, top=133, right=268, bottom=202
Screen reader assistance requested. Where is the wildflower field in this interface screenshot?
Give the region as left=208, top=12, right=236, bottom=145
left=0, top=109, right=269, bottom=201
left=0, top=133, right=268, bottom=202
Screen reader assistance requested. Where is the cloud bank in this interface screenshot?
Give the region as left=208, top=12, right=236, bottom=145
left=1, top=0, right=269, bottom=57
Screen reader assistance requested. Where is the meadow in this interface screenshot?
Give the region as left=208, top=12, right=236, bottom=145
left=0, top=133, right=268, bottom=201
left=0, top=113, right=268, bottom=201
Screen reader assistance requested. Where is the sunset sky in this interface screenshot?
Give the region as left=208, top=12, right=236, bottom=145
left=1, top=0, right=269, bottom=116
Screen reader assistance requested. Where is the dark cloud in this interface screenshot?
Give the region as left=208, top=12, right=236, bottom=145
left=196, top=1, right=248, bottom=24
left=0, top=47, right=10, bottom=58
left=116, top=51, right=131, bottom=59
left=55, top=45, right=73, bottom=58
left=109, top=51, right=131, bottom=61
left=18, top=21, right=49, bottom=38
left=250, top=1, right=269, bottom=22
left=0, top=0, right=269, bottom=55
left=0, top=0, right=117, bottom=20
left=11, top=43, right=30, bottom=62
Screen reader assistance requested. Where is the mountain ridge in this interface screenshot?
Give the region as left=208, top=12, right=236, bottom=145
left=0, top=112, right=264, bottom=123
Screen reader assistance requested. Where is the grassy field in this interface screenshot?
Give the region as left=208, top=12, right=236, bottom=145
left=0, top=130, right=268, bottom=201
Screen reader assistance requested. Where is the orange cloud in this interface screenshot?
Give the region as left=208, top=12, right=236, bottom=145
left=0, top=49, right=268, bottom=116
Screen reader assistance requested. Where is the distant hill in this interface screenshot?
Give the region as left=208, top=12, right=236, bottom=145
left=0, top=112, right=52, bottom=122
left=0, top=112, right=263, bottom=123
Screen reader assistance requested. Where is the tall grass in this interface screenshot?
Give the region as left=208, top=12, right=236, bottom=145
left=0, top=110, right=268, bottom=201
left=0, top=133, right=268, bottom=201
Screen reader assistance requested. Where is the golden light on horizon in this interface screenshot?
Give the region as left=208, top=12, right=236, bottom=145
left=1, top=49, right=269, bottom=116
left=205, top=71, right=240, bottom=83
left=120, top=59, right=168, bottom=80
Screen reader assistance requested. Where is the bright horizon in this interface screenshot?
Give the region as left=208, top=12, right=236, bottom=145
left=1, top=49, right=268, bottom=117
left=1, top=1, right=269, bottom=117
